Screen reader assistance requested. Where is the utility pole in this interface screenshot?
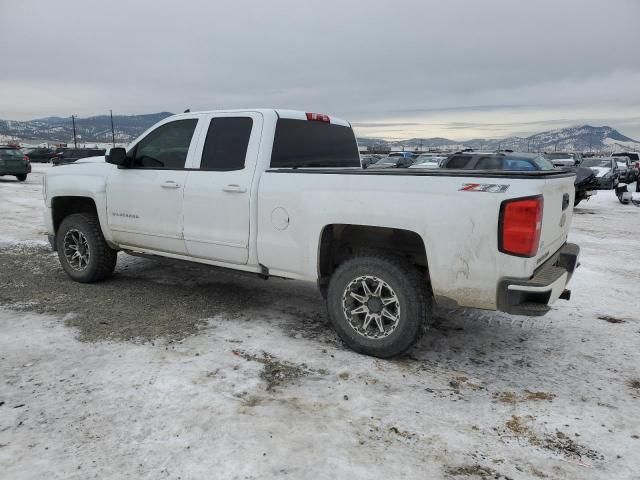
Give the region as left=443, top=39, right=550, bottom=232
left=71, top=115, right=78, bottom=149
left=110, top=110, right=116, bottom=147
left=527, top=138, right=530, bottom=152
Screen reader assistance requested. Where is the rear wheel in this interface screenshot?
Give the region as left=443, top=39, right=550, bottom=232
left=326, top=252, right=431, bottom=358
left=16, top=174, right=27, bottom=182
left=56, top=213, right=117, bottom=283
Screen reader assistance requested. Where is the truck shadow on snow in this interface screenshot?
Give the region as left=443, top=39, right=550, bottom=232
left=0, top=244, right=566, bottom=373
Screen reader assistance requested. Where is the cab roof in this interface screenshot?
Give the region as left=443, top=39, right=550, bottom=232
left=171, top=109, right=351, bottom=127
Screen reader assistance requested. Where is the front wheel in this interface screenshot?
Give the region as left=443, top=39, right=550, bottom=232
left=16, top=174, right=27, bottom=182
left=56, top=213, right=118, bottom=283
left=326, top=253, right=431, bottom=358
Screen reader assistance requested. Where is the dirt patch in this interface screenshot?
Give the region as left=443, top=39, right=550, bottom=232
left=627, top=379, right=640, bottom=391
left=0, top=246, right=272, bottom=343
left=232, top=350, right=321, bottom=391
left=388, top=426, right=417, bottom=441
left=445, top=464, right=512, bottom=479
left=494, top=391, right=518, bottom=404
left=505, top=415, right=534, bottom=435
left=503, top=415, right=602, bottom=462
left=598, top=315, right=627, bottom=324
left=493, top=390, right=555, bottom=404
left=452, top=375, right=484, bottom=391
left=524, top=390, right=556, bottom=401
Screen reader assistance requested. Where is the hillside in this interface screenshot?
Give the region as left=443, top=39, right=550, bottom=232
left=1, top=113, right=639, bottom=153
left=0, top=112, right=173, bottom=144
left=360, top=125, right=640, bottom=152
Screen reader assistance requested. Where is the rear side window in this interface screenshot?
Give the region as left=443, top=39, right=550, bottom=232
left=476, top=156, right=503, bottom=170
left=200, top=117, right=253, bottom=171
left=270, top=119, right=360, bottom=168
left=132, top=119, right=197, bottom=169
left=444, top=155, right=470, bottom=169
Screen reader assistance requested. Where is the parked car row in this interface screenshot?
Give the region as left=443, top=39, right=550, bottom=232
left=363, top=150, right=639, bottom=185
left=362, top=149, right=638, bottom=208
left=21, top=146, right=107, bottom=165
left=52, top=147, right=107, bottom=165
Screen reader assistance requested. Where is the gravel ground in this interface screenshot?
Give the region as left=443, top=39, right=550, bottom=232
left=0, top=166, right=639, bottom=479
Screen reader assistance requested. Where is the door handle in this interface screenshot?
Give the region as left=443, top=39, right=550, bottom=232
left=223, top=184, right=247, bottom=193
left=161, top=181, right=181, bottom=189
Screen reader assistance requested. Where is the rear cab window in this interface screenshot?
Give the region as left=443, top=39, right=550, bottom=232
left=270, top=118, right=360, bottom=168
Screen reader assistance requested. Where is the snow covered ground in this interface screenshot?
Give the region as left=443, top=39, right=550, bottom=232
left=1, top=165, right=639, bottom=479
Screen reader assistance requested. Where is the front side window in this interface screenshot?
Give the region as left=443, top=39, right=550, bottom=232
left=200, top=117, right=253, bottom=171
left=132, top=119, right=197, bottom=169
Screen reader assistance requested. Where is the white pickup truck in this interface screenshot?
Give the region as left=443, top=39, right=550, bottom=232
left=44, top=109, right=579, bottom=357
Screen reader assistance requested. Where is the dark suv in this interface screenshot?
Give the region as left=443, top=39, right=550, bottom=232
left=53, top=148, right=107, bottom=165
left=0, top=145, right=31, bottom=181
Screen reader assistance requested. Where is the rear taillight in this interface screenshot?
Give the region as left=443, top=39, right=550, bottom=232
left=23, top=155, right=30, bottom=163
left=306, top=112, right=330, bottom=123
left=499, top=196, right=543, bottom=257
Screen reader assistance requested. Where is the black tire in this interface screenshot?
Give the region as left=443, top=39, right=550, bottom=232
left=16, top=174, right=27, bottom=182
left=326, top=252, right=431, bottom=358
left=56, top=213, right=117, bottom=283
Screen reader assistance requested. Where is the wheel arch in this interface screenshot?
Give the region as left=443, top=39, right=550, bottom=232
left=51, top=196, right=100, bottom=235
left=317, top=224, right=430, bottom=291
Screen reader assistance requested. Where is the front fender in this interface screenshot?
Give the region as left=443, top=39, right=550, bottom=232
left=46, top=172, right=113, bottom=243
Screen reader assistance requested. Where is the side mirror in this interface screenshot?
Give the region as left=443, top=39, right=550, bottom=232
left=106, top=147, right=128, bottom=166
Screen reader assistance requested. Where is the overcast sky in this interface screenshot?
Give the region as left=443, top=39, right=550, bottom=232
left=1, top=0, right=639, bottom=140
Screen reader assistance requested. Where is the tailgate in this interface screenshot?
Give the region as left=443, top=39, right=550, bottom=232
left=536, top=175, right=575, bottom=263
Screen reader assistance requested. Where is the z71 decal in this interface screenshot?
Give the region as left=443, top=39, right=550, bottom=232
left=459, top=183, right=510, bottom=193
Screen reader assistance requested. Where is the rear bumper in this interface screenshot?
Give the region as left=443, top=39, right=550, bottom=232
left=0, top=165, right=30, bottom=175
left=497, top=243, right=579, bottom=316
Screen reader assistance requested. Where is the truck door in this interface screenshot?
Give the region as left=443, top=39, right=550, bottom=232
left=182, top=112, right=263, bottom=264
left=106, top=117, right=201, bottom=254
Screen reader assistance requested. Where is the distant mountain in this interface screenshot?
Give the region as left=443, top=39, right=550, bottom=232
left=1, top=113, right=639, bottom=153
left=0, top=112, right=173, bottom=144
left=359, top=125, right=640, bottom=153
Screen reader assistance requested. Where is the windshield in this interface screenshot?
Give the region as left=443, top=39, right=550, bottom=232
left=531, top=156, right=555, bottom=170
left=613, top=152, right=639, bottom=161
left=374, top=157, right=396, bottom=164
left=582, top=159, right=611, bottom=168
